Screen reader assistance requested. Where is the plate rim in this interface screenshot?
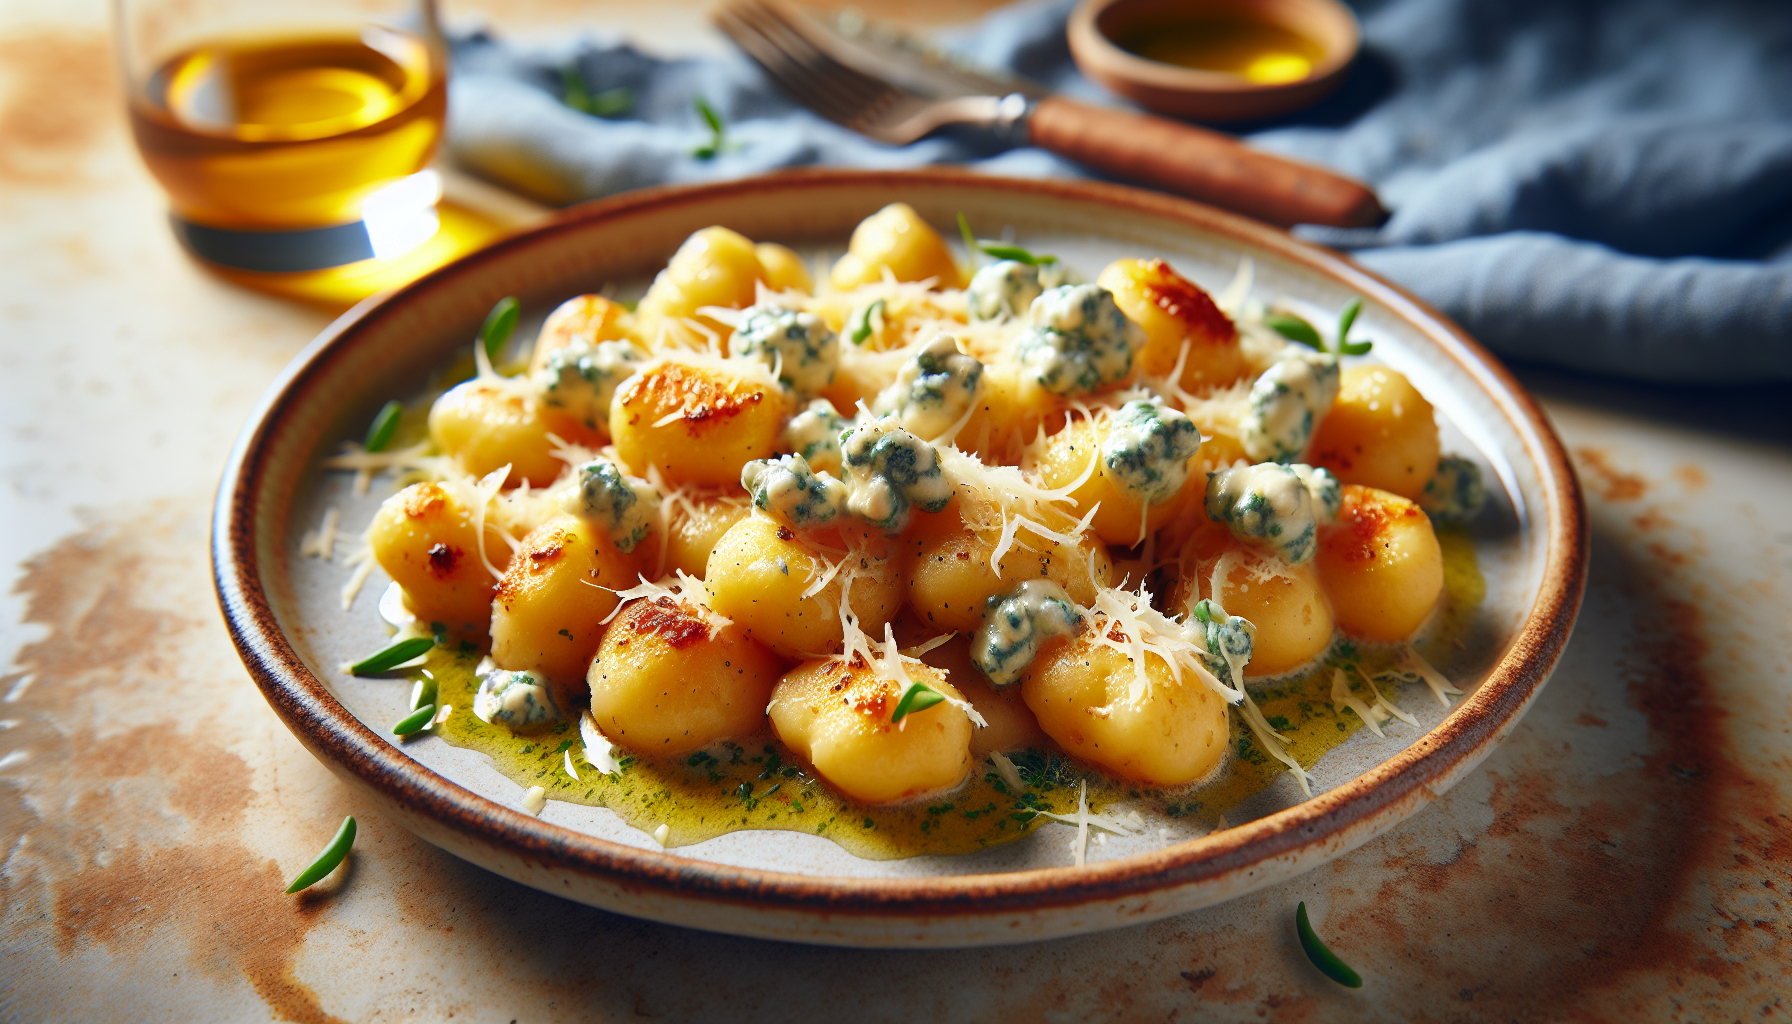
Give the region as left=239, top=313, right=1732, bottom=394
left=213, top=167, right=1587, bottom=924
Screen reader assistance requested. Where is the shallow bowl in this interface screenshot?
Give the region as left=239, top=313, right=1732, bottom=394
left=1068, top=0, right=1360, bottom=122
left=213, top=168, right=1585, bottom=947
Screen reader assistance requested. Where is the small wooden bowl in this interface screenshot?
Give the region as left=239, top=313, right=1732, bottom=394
left=1069, top=0, right=1360, bottom=122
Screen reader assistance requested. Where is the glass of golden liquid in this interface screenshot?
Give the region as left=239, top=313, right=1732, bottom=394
left=116, top=0, right=504, bottom=305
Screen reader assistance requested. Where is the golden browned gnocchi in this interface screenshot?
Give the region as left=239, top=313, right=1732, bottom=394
left=587, top=595, right=783, bottom=754
left=1097, top=258, right=1251, bottom=393
left=754, top=242, right=814, bottom=294
left=769, top=658, right=973, bottom=803
left=636, top=226, right=766, bottom=337
left=368, top=482, right=512, bottom=633
left=428, top=379, right=598, bottom=487
left=1020, top=635, right=1229, bottom=786
left=830, top=203, right=962, bottom=290
left=1310, top=366, right=1441, bottom=501
left=705, top=512, right=903, bottom=658
left=1316, top=484, right=1445, bottom=642
left=663, top=493, right=752, bottom=578
left=528, top=294, right=634, bottom=374
left=489, top=513, right=647, bottom=689
left=610, top=359, right=790, bottom=487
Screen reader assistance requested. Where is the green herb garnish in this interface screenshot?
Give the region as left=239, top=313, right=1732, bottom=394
left=956, top=211, right=1057, bottom=266
left=1266, top=311, right=1323, bottom=350
left=957, top=212, right=979, bottom=264
left=692, top=96, right=730, bottom=160
left=285, top=816, right=356, bottom=894
left=849, top=298, right=885, bottom=345
left=1268, top=299, right=1371, bottom=356
left=558, top=68, right=632, bottom=118
left=1335, top=298, right=1372, bottom=355
left=410, top=677, right=438, bottom=711
left=363, top=400, right=403, bottom=453
left=1296, top=902, right=1363, bottom=988
left=890, top=681, right=947, bottom=724
left=393, top=703, right=437, bottom=736
left=479, top=296, right=520, bottom=363
left=349, top=637, right=434, bottom=676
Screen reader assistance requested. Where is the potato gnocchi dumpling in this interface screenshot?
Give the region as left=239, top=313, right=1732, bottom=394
left=610, top=359, right=791, bottom=487
left=489, top=513, right=647, bottom=690
left=368, top=482, right=512, bottom=634
left=587, top=596, right=783, bottom=754
left=1020, top=635, right=1229, bottom=786
left=1316, top=484, right=1445, bottom=642
left=334, top=210, right=1486, bottom=824
left=770, top=658, right=973, bottom=803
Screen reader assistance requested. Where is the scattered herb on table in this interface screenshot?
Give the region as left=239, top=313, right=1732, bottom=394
left=1296, top=901, right=1363, bottom=988
left=558, top=68, right=632, bottom=118
left=285, top=816, right=356, bottom=894
left=692, top=96, right=733, bottom=159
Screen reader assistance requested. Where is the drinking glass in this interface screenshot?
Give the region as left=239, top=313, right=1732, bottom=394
left=114, top=0, right=499, bottom=304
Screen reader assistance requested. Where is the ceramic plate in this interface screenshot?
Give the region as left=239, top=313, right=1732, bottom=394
left=214, top=169, right=1586, bottom=947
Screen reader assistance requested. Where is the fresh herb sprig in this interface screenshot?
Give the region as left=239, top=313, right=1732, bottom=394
left=393, top=703, right=437, bottom=736
left=349, top=637, right=434, bottom=676
left=363, top=400, right=403, bottom=453
left=956, top=212, right=1057, bottom=268
left=691, top=97, right=736, bottom=160
left=1296, top=902, right=1363, bottom=988
left=890, top=681, right=946, bottom=725
left=1266, top=297, right=1372, bottom=356
left=480, top=296, right=520, bottom=363
left=285, top=816, right=356, bottom=894
left=558, top=68, right=632, bottom=118
left=849, top=298, right=885, bottom=345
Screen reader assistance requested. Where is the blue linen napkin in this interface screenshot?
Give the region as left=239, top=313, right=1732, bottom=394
left=448, top=0, right=1792, bottom=383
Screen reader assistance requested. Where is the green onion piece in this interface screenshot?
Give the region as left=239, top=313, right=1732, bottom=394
left=1296, top=902, right=1363, bottom=988
left=393, top=703, right=437, bottom=736
left=586, top=87, right=632, bottom=118
left=349, top=637, right=434, bottom=676
left=850, top=298, right=885, bottom=345
left=975, top=242, right=1057, bottom=266
left=479, top=296, right=520, bottom=362
left=890, top=681, right=947, bottom=724
left=1265, top=311, right=1323, bottom=350
left=957, top=212, right=979, bottom=265
left=559, top=66, right=592, bottom=113
left=285, top=816, right=356, bottom=894
left=1335, top=298, right=1373, bottom=355
left=410, top=677, right=438, bottom=711
left=363, top=400, right=403, bottom=453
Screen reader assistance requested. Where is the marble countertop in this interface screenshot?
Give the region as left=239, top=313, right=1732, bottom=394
left=3, top=1, right=1789, bottom=1020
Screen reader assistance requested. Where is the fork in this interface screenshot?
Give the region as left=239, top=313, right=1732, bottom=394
left=713, top=0, right=1386, bottom=229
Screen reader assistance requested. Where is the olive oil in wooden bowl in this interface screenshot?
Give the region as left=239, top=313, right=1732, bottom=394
left=1069, top=0, right=1360, bottom=121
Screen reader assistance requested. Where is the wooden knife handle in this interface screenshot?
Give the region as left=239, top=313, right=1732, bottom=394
left=1027, top=95, right=1386, bottom=229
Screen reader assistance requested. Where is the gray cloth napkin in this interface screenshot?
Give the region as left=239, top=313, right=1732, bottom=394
left=448, top=0, right=1792, bottom=383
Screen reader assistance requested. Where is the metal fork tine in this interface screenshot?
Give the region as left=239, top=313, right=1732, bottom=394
left=715, top=0, right=907, bottom=135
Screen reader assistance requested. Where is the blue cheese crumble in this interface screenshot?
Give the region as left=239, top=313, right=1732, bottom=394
left=1100, top=398, right=1202, bottom=505
left=1204, top=462, right=1341, bottom=564
left=1241, top=348, right=1340, bottom=463
left=566, top=459, right=660, bottom=554
left=968, top=261, right=1043, bottom=322
left=871, top=334, right=985, bottom=441
left=782, top=397, right=850, bottom=475
left=840, top=420, right=953, bottom=534
left=973, top=580, right=1084, bottom=687
left=732, top=303, right=838, bottom=395
left=1188, top=598, right=1256, bottom=689
left=1420, top=454, right=1488, bottom=523
left=533, top=339, right=645, bottom=429
left=1013, top=284, right=1143, bottom=397
left=740, top=453, right=849, bottom=531
left=474, top=669, right=561, bottom=729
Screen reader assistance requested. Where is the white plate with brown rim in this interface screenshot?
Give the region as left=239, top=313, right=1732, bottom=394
left=213, top=168, right=1586, bottom=948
